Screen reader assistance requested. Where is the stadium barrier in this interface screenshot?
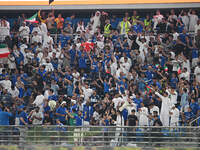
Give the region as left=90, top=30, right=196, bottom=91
left=0, top=125, right=199, bottom=148
left=0, top=31, right=196, bottom=43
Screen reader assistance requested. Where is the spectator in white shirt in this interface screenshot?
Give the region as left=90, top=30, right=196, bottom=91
left=179, top=68, right=190, bottom=81
left=43, top=32, right=54, bottom=49
left=19, top=22, right=30, bottom=42
left=81, top=83, right=93, bottom=101
left=166, top=87, right=178, bottom=105
left=194, top=20, right=200, bottom=35
left=39, top=20, right=48, bottom=40
left=169, top=104, right=180, bottom=127
left=32, top=23, right=42, bottom=35
left=0, top=17, right=10, bottom=41
left=0, top=76, right=12, bottom=90
left=31, top=31, right=42, bottom=44
left=8, top=85, right=19, bottom=98
left=30, top=107, right=43, bottom=125
left=149, top=103, right=160, bottom=116
left=43, top=58, right=54, bottom=72
left=188, top=9, right=198, bottom=32
left=194, top=63, right=200, bottom=83
left=179, top=10, right=189, bottom=31
left=153, top=10, right=164, bottom=30
left=138, top=103, right=149, bottom=126
left=76, top=20, right=85, bottom=33
left=33, top=91, right=45, bottom=111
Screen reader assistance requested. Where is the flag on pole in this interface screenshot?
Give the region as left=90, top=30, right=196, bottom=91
left=25, top=13, right=38, bottom=23
left=177, top=65, right=181, bottom=74
left=49, top=0, right=54, bottom=4
left=164, top=66, right=168, bottom=72
left=0, top=44, right=10, bottom=58
left=146, top=85, right=152, bottom=93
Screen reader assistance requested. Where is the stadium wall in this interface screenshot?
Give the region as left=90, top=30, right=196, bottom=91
left=0, top=146, right=198, bottom=150
left=0, top=0, right=200, bottom=9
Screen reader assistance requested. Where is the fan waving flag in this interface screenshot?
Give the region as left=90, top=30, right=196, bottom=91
left=49, top=0, right=54, bottom=4
left=0, top=44, right=10, bottom=58
left=25, top=13, right=38, bottom=23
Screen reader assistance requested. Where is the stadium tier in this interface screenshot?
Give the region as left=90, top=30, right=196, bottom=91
left=0, top=0, right=200, bottom=9
left=0, top=2, right=199, bottom=148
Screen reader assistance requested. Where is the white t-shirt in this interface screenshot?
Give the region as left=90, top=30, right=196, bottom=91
left=8, top=87, right=19, bottom=98
left=0, top=79, right=12, bottom=90
left=31, top=111, right=43, bottom=125
left=33, top=94, right=45, bottom=110
left=82, top=87, right=93, bottom=101
left=19, top=26, right=30, bottom=36
left=32, top=35, right=42, bottom=44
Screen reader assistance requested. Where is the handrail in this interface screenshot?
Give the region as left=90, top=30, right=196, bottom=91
left=0, top=125, right=199, bottom=128
left=189, top=115, right=200, bottom=126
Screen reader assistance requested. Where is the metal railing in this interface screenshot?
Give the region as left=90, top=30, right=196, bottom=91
left=0, top=125, right=199, bottom=148
left=190, top=115, right=200, bottom=126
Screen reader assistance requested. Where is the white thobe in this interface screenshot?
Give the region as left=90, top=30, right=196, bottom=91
left=167, top=90, right=178, bottom=105
left=170, top=108, right=180, bottom=127
left=0, top=80, right=12, bottom=90
left=33, top=94, right=45, bottom=111
left=19, top=26, right=30, bottom=41
left=139, top=106, right=149, bottom=126
left=155, top=92, right=171, bottom=126
left=188, top=13, right=198, bottom=32
left=136, top=37, right=148, bottom=64
left=0, top=21, right=10, bottom=41
left=43, top=35, right=54, bottom=48
left=179, top=15, right=189, bottom=31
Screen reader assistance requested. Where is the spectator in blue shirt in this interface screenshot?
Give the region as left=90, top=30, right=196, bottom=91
left=83, top=101, right=93, bottom=124
left=19, top=106, right=28, bottom=125
left=181, top=107, right=196, bottom=125
left=0, top=107, right=12, bottom=125
left=189, top=99, right=199, bottom=115
left=56, top=101, right=67, bottom=125
left=180, top=88, right=189, bottom=112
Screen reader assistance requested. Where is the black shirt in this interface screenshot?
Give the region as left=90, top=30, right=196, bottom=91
left=128, top=114, right=138, bottom=126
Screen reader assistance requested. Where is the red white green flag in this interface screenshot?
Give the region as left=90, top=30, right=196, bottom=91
left=0, top=44, right=10, bottom=58
left=177, top=64, right=181, bottom=74
left=25, top=13, right=38, bottom=23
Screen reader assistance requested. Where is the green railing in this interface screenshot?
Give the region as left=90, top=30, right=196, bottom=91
left=0, top=125, right=199, bottom=149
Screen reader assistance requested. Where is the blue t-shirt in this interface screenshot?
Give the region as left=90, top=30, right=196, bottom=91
left=83, top=105, right=93, bottom=122
left=190, top=102, right=199, bottom=115
left=48, top=95, right=58, bottom=101
left=0, top=111, right=12, bottom=125
left=184, top=111, right=195, bottom=121
left=133, top=98, right=143, bottom=111
left=19, top=111, right=28, bottom=125
left=78, top=56, right=87, bottom=69
left=56, top=106, right=67, bottom=122
left=74, top=115, right=83, bottom=126
left=170, top=77, right=178, bottom=88
left=69, top=49, right=76, bottom=64
left=103, top=82, right=110, bottom=93
left=192, top=48, right=198, bottom=59
left=91, top=61, right=99, bottom=73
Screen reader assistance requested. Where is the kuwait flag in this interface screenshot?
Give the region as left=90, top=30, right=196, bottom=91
left=164, top=66, right=168, bottom=72
left=25, top=13, right=38, bottom=23
left=146, top=85, right=152, bottom=93
left=0, top=44, right=10, bottom=58
left=177, top=65, right=181, bottom=74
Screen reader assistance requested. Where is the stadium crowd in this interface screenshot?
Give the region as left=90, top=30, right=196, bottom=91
left=0, top=9, right=199, bottom=129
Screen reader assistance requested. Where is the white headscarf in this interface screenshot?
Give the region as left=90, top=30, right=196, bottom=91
left=90, top=11, right=101, bottom=33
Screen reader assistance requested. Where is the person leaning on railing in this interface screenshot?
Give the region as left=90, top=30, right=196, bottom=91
left=67, top=110, right=83, bottom=146
left=126, top=109, right=138, bottom=142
